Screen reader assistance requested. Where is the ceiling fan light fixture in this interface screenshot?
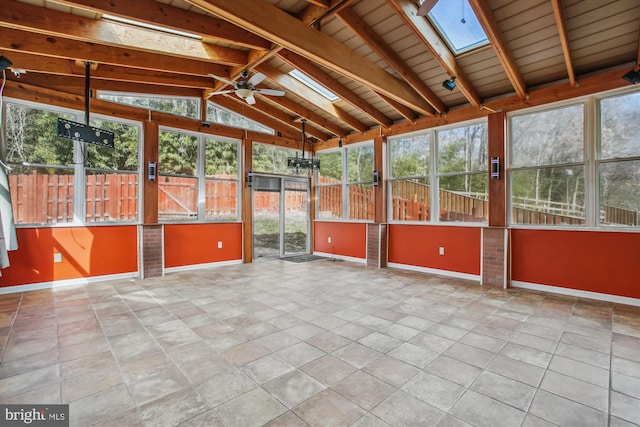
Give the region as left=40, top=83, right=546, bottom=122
left=235, top=88, right=253, bottom=99
left=442, top=76, right=457, bottom=91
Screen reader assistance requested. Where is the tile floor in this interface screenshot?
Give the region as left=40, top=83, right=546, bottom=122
left=1, top=259, right=639, bottom=426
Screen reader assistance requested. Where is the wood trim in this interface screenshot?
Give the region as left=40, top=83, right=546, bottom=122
left=143, top=120, right=159, bottom=224
left=487, top=112, right=506, bottom=227
left=374, top=135, right=386, bottom=223
left=242, top=138, right=253, bottom=263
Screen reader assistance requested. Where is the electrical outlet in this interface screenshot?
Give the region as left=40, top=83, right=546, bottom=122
left=328, top=237, right=332, bottom=243
left=439, top=247, right=445, bottom=256
left=53, top=253, right=62, bottom=263
left=217, top=241, right=223, bottom=249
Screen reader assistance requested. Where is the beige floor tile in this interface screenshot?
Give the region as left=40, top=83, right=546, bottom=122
left=265, top=411, right=309, bottom=427
left=547, top=354, right=609, bottom=388
left=217, top=387, right=287, bottom=427
left=363, top=355, right=420, bottom=387
left=332, top=342, right=382, bottom=369
left=243, top=354, right=296, bottom=385
left=263, top=369, right=326, bottom=408
left=451, top=390, right=525, bottom=427
left=402, top=371, right=465, bottom=411
left=611, top=391, right=640, bottom=425
left=127, top=365, right=191, bottom=405
left=372, top=390, right=444, bottom=427
left=529, top=389, right=608, bottom=427
left=305, top=331, right=350, bottom=353
left=333, top=370, right=396, bottom=410
left=62, top=367, right=124, bottom=403
left=425, top=355, right=482, bottom=388
left=294, top=389, right=366, bottom=427
left=540, top=370, right=609, bottom=412
left=470, top=371, right=535, bottom=411
left=195, top=368, right=257, bottom=407
left=301, top=354, right=357, bottom=387
left=138, top=387, right=209, bottom=427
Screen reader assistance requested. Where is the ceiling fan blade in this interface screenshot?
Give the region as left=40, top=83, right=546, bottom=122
left=248, top=72, right=266, bottom=86
left=255, top=88, right=285, bottom=97
left=209, top=74, right=236, bottom=86
left=417, top=0, right=438, bottom=16
left=246, top=94, right=256, bottom=105
left=209, top=89, right=235, bottom=96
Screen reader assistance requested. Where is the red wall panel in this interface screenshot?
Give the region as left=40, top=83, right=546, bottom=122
left=0, top=226, right=138, bottom=288
left=314, top=221, right=367, bottom=259
left=164, top=223, right=243, bottom=268
left=511, top=229, right=640, bottom=299
left=388, top=224, right=481, bottom=275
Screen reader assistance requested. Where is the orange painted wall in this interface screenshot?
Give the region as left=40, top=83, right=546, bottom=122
left=314, top=221, right=367, bottom=259
left=164, top=223, right=243, bottom=268
left=0, top=226, right=138, bottom=288
left=388, top=224, right=481, bottom=275
left=511, top=229, right=640, bottom=299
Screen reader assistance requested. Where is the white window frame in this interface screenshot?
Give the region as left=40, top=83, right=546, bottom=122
left=315, top=147, right=344, bottom=220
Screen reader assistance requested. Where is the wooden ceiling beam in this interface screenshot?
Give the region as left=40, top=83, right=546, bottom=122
left=0, top=27, right=229, bottom=77
left=186, top=0, right=435, bottom=116
left=375, top=91, right=416, bottom=123
left=53, top=0, right=270, bottom=51
left=387, top=0, right=481, bottom=108
left=469, top=0, right=527, bottom=97
left=304, top=0, right=330, bottom=8
left=336, top=6, right=445, bottom=113
left=0, top=1, right=246, bottom=67
left=0, top=51, right=215, bottom=89
left=550, top=0, right=576, bottom=87
left=277, top=49, right=392, bottom=128
left=297, top=0, right=356, bottom=26
left=263, top=94, right=349, bottom=137
left=256, top=63, right=368, bottom=134
left=208, top=95, right=299, bottom=140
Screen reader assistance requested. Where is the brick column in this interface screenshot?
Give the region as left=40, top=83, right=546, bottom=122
left=482, top=227, right=508, bottom=288
left=367, top=223, right=387, bottom=268
left=140, top=224, right=163, bottom=279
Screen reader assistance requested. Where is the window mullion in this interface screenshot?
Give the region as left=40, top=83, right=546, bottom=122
left=197, top=136, right=206, bottom=220
left=74, top=139, right=86, bottom=224
left=586, top=97, right=598, bottom=227
left=431, top=130, right=438, bottom=223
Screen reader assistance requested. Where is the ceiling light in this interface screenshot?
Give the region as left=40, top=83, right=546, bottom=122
left=443, top=76, right=457, bottom=91
left=622, top=69, right=640, bottom=85
left=235, top=88, right=252, bottom=99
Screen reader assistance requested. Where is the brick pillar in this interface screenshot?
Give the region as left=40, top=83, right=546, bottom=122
left=367, top=223, right=387, bottom=268
left=139, top=224, right=163, bottom=279
left=482, top=227, right=508, bottom=288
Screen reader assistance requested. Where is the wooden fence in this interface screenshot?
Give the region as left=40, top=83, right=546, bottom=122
left=8, top=172, right=638, bottom=226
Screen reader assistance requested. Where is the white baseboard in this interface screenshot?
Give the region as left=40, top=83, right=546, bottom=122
left=511, top=280, right=640, bottom=307
left=387, top=262, right=481, bottom=282
left=0, top=272, right=138, bottom=295
left=313, top=252, right=367, bottom=264
left=164, top=259, right=243, bottom=274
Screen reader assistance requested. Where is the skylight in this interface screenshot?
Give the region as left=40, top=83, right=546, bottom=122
left=288, top=69, right=339, bottom=102
left=427, top=0, right=488, bottom=55
left=102, top=14, right=202, bottom=40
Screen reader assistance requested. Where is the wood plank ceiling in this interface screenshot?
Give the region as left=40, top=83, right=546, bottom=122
left=1, top=0, right=639, bottom=143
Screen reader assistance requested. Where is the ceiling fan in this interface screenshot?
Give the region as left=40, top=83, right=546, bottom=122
left=208, top=70, right=285, bottom=105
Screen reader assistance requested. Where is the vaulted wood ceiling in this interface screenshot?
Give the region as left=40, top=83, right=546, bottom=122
left=2, top=0, right=639, bottom=144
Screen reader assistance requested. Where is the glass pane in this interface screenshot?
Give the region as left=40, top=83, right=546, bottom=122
left=437, top=123, right=487, bottom=173
left=158, top=175, right=197, bottom=220
left=439, top=173, right=488, bottom=222
left=318, top=150, right=342, bottom=183
left=511, top=104, right=584, bottom=167
left=206, top=138, right=238, bottom=177
left=252, top=142, right=305, bottom=176
left=347, top=183, right=373, bottom=220
left=317, top=185, right=342, bottom=219
left=85, top=172, right=138, bottom=222
left=391, top=178, right=430, bottom=221
left=599, top=161, right=640, bottom=226
left=5, top=104, right=75, bottom=166
left=9, top=165, right=74, bottom=224
left=428, top=0, right=488, bottom=54
left=205, top=179, right=238, bottom=220
left=284, top=181, right=308, bottom=255
left=207, top=101, right=274, bottom=134
left=600, top=92, right=640, bottom=159
left=390, top=133, right=430, bottom=178
left=347, top=144, right=374, bottom=182
left=159, top=131, right=198, bottom=176
left=511, top=166, right=585, bottom=225
left=98, top=93, right=199, bottom=118
left=87, top=119, right=139, bottom=170
left=253, top=189, right=280, bottom=259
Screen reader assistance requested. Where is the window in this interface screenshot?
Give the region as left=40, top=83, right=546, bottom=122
left=346, top=143, right=374, bottom=220
left=427, top=0, right=489, bottom=55
left=159, top=128, right=240, bottom=221
left=289, top=69, right=339, bottom=102
left=252, top=142, right=305, bottom=176
left=599, top=91, right=640, bottom=227
left=389, top=133, right=431, bottom=221
left=317, top=150, right=343, bottom=219
left=98, top=92, right=200, bottom=119
left=387, top=119, right=488, bottom=224
left=207, top=102, right=274, bottom=135
left=102, top=14, right=201, bottom=39
left=4, top=102, right=76, bottom=224
left=437, top=123, right=488, bottom=222
left=85, top=118, right=140, bottom=222
left=510, top=104, right=585, bottom=225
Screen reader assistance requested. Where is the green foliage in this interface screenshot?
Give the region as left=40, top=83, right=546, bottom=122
left=99, top=94, right=199, bottom=119
left=206, top=139, right=238, bottom=176
left=347, top=144, right=373, bottom=182
left=390, top=134, right=430, bottom=178
left=318, top=150, right=342, bottom=181
left=207, top=102, right=273, bottom=134
left=252, top=142, right=304, bottom=176
left=437, top=124, right=486, bottom=173
left=86, top=119, right=139, bottom=170
left=159, top=130, right=198, bottom=175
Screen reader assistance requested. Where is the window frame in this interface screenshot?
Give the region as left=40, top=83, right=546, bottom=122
left=97, top=91, right=201, bottom=120
left=315, top=147, right=344, bottom=220
left=158, top=126, right=241, bottom=223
